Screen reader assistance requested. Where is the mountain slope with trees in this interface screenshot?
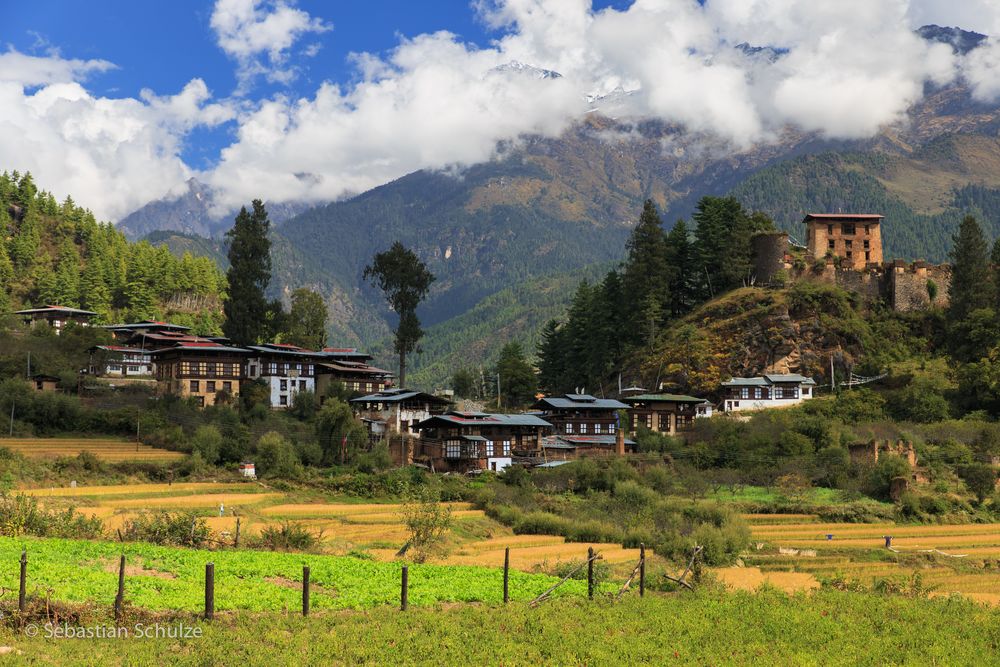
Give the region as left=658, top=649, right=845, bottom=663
left=0, top=171, right=226, bottom=332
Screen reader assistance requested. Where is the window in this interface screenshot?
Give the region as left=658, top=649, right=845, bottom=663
left=827, top=239, right=835, bottom=249
left=279, top=395, right=288, bottom=406
left=446, top=440, right=461, bottom=458
left=608, top=423, right=615, bottom=434
left=865, top=225, right=870, bottom=234
left=206, top=381, right=216, bottom=393
left=842, top=223, right=856, bottom=235
left=223, top=382, right=232, bottom=393
left=565, top=423, right=573, bottom=434
left=299, top=380, right=307, bottom=391
left=865, top=251, right=871, bottom=262
left=190, top=380, right=200, bottom=393
left=306, top=364, right=313, bottom=375
left=753, top=387, right=762, bottom=399
left=195, top=396, right=205, bottom=408
left=594, top=423, right=603, bottom=434
left=802, top=387, right=810, bottom=396
left=580, top=423, right=588, bottom=434
left=486, top=441, right=495, bottom=456
left=366, top=383, right=373, bottom=393
left=657, top=413, right=671, bottom=432
left=280, top=380, right=287, bottom=391
left=249, top=365, right=257, bottom=376
left=846, top=251, right=853, bottom=260
left=827, top=224, right=833, bottom=234
left=126, top=366, right=138, bottom=374
left=502, top=440, right=511, bottom=456
left=740, top=387, right=750, bottom=399
left=863, top=239, right=870, bottom=249
left=844, top=240, right=852, bottom=248
left=643, top=413, right=652, bottom=429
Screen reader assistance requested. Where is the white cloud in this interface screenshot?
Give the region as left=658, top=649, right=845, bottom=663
left=0, top=60, right=234, bottom=220
left=210, top=0, right=331, bottom=92
left=2, top=0, right=1000, bottom=222
left=0, top=47, right=116, bottom=87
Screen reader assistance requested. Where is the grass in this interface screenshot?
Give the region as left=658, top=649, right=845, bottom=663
left=0, top=438, right=184, bottom=462
left=1, top=591, right=997, bottom=665
left=705, top=485, right=881, bottom=505
left=0, top=535, right=598, bottom=612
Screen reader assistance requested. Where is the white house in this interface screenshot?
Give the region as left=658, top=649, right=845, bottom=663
left=244, top=344, right=322, bottom=408
left=721, top=374, right=816, bottom=413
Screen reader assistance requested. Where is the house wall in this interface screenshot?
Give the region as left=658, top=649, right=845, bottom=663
left=723, top=396, right=810, bottom=413
left=806, top=219, right=883, bottom=269
left=891, top=263, right=952, bottom=312
left=267, top=376, right=314, bottom=409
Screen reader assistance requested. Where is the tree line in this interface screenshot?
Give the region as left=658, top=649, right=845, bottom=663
left=536, top=196, right=774, bottom=395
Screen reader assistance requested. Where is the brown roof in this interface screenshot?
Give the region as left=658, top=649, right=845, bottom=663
left=803, top=213, right=884, bottom=221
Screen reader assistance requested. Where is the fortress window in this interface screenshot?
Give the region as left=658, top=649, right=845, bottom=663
left=842, top=223, right=856, bottom=235
left=845, top=240, right=852, bottom=248
left=865, top=251, right=871, bottom=262
left=865, top=225, right=870, bottom=234
left=864, top=240, right=870, bottom=249
left=828, top=239, right=835, bottom=249
left=846, top=251, right=853, bottom=260
left=827, top=224, right=833, bottom=234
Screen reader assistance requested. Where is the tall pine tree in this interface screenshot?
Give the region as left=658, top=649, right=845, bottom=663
left=223, top=200, right=273, bottom=346
left=949, top=215, right=991, bottom=324
left=622, top=200, right=671, bottom=346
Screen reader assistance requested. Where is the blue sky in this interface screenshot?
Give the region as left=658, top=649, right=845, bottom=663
left=3, top=1, right=629, bottom=169
left=0, top=1, right=996, bottom=221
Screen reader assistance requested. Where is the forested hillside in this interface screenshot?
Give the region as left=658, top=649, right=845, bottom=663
left=0, top=171, right=226, bottom=332
left=732, top=135, right=1000, bottom=262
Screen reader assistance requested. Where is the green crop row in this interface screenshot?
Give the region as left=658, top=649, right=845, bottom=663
left=0, top=536, right=595, bottom=612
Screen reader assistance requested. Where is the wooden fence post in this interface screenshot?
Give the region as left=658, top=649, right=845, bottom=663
left=302, top=566, right=310, bottom=617
left=639, top=543, right=646, bottom=597
left=503, top=547, right=510, bottom=604
left=18, top=549, right=26, bottom=613
left=401, top=565, right=409, bottom=611
left=204, top=563, right=215, bottom=620
left=587, top=547, right=594, bottom=600
left=114, top=554, right=126, bottom=621
left=234, top=517, right=241, bottom=548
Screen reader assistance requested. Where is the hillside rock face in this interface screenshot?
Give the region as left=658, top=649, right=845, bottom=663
left=635, top=288, right=868, bottom=396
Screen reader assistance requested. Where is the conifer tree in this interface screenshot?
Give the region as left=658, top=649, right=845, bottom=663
left=364, top=242, right=434, bottom=387
left=223, top=200, right=273, bottom=346
left=622, top=200, right=670, bottom=345
left=949, top=215, right=991, bottom=324
left=494, top=342, right=537, bottom=408
left=664, top=219, right=697, bottom=317
left=285, top=288, right=328, bottom=349
left=536, top=319, right=567, bottom=394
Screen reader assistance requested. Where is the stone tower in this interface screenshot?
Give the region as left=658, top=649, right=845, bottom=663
left=803, top=214, right=883, bottom=270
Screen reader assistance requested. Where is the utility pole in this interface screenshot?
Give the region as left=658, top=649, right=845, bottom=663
left=136, top=407, right=141, bottom=450
left=9, top=401, right=14, bottom=437
left=496, top=372, right=501, bottom=410
left=830, top=356, right=836, bottom=392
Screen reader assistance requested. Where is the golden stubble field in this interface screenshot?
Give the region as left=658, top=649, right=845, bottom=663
left=28, top=482, right=639, bottom=572
left=717, top=514, right=1000, bottom=605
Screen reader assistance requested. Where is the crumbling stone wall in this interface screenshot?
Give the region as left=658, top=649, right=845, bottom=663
left=891, top=262, right=951, bottom=312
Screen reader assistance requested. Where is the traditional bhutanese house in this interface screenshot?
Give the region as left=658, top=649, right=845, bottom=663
left=244, top=344, right=325, bottom=409
left=149, top=341, right=246, bottom=407
left=29, top=374, right=60, bottom=393
left=541, top=430, right=638, bottom=460
left=415, top=411, right=552, bottom=473
left=87, top=345, right=155, bottom=378
left=721, top=374, right=816, bottom=413
left=314, top=348, right=394, bottom=399
left=350, top=388, right=451, bottom=439
left=14, top=305, right=96, bottom=333
left=623, top=393, right=713, bottom=435
left=531, top=394, right=628, bottom=438
left=103, top=320, right=192, bottom=342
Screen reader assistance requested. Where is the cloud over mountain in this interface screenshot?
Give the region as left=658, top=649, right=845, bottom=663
left=1, top=0, right=999, bottom=221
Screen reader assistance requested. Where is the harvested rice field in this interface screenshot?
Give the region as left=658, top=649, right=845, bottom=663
left=728, top=514, right=1000, bottom=603
left=0, top=437, right=184, bottom=462
left=25, top=482, right=632, bottom=572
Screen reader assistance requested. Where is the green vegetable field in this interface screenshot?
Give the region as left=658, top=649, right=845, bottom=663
left=0, top=537, right=593, bottom=611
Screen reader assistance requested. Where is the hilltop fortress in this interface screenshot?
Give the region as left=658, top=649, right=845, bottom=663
left=753, top=214, right=951, bottom=313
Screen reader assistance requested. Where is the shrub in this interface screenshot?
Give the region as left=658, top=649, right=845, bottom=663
left=190, top=425, right=223, bottom=464
left=0, top=492, right=103, bottom=539
left=121, top=511, right=210, bottom=546
left=513, top=511, right=571, bottom=536
left=401, top=487, right=453, bottom=563
left=255, top=431, right=303, bottom=479
left=253, top=522, right=320, bottom=551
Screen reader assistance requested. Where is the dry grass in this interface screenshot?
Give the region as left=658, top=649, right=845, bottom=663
left=0, top=438, right=184, bottom=462
left=100, top=492, right=283, bottom=509
left=713, top=566, right=820, bottom=594
left=260, top=502, right=474, bottom=518
left=22, top=482, right=250, bottom=497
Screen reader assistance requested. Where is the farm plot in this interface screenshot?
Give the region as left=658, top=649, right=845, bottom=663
left=0, top=438, right=184, bottom=462
left=0, top=536, right=600, bottom=612
left=737, top=516, right=1000, bottom=603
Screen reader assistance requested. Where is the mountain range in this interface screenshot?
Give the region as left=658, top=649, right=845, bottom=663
left=132, top=26, right=1000, bottom=388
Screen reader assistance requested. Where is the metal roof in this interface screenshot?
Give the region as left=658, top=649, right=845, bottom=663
left=417, top=412, right=552, bottom=428
left=461, top=435, right=489, bottom=442
left=722, top=374, right=816, bottom=387
left=351, top=389, right=450, bottom=404
left=245, top=345, right=324, bottom=358
left=625, top=393, right=708, bottom=404
left=533, top=394, right=628, bottom=410
left=104, top=320, right=190, bottom=331
left=148, top=344, right=248, bottom=354
left=15, top=305, right=97, bottom=316
left=536, top=460, right=572, bottom=468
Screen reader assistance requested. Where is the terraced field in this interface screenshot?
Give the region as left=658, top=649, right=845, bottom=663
left=0, top=437, right=184, bottom=462
left=28, top=482, right=636, bottom=571
left=728, top=514, right=1000, bottom=604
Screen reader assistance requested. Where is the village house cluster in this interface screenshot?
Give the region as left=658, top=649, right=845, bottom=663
left=12, top=308, right=822, bottom=472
